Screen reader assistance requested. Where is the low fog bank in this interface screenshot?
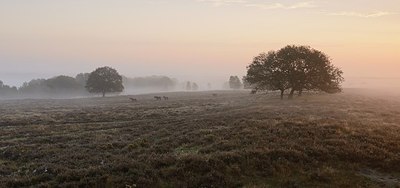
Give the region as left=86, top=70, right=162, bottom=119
left=344, top=77, right=400, bottom=89
left=343, top=77, right=400, bottom=97
left=2, top=74, right=400, bottom=100
left=0, top=74, right=229, bottom=100
left=343, top=88, right=400, bottom=100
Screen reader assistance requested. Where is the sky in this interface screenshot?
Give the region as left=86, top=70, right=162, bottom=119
left=0, top=0, right=399, bottom=87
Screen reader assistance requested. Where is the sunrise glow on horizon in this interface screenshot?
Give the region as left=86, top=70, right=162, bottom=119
left=0, top=0, right=399, bottom=86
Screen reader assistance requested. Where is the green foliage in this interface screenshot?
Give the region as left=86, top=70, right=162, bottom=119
left=245, top=45, right=344, bottom=99
left=86, top=67, right=124, bottom=97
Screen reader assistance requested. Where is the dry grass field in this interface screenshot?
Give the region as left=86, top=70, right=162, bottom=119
left=0, top=90, right=400, bottom=187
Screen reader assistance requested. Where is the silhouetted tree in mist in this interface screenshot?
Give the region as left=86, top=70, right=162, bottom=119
left=86, top=67, right=124, bottom=97
left=229, top=76, right=242, bottom=89
left=245, top=51, right=289, bottom=99
left=245, top=45, right=344, bottom=99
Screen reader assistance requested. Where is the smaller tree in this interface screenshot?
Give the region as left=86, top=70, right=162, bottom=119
left=245, top=52, right=289, bottom=99
left=86, top=66, right=124, bottom=97
left=229, top=76, right=242, bottom=89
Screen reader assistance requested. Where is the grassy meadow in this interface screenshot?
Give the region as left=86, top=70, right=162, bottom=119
left=0, top=90, right=400, bottom=187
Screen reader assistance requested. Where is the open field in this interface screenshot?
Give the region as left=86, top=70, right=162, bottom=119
left=1, top=90, right=400, bottom=187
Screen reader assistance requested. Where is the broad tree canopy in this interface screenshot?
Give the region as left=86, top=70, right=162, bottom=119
left=86, top=66, right=124, bottom=97
left=245, top=45, right=344, bottom=99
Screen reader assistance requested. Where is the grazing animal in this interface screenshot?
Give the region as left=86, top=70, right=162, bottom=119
left=212, top=93, right=218, bottom=97
left=250, top=89, right=257, bottom=94
left=129, top=98, right=137, bottom=102
left=163, top=96, right=169, bottom=100
left=154, top=96, right=162, bottom=100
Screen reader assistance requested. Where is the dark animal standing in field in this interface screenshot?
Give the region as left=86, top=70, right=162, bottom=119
left=250, top=89, right=257, bottom=94
left=154, top=96, right=162, bottom=100
left=129, top=98, right=137, bottom=102
left=163, top=96, right=169, bottom=100
left=212, top=93, right=218, bottom=97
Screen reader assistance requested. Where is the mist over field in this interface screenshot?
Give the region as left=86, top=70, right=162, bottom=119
left=0, top=60, right=399, bottom=100
left=1, top=0, right=400, bottom=187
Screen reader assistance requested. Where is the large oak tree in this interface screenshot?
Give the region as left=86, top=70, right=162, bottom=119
left=245, top=45, right=344, bottom=99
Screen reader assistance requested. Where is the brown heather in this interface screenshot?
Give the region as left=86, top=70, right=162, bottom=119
left=0, top=90, right=399, bottom=187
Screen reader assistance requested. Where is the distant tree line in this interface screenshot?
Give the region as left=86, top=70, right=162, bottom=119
left=123, top=76, right=178, bottom=91
left=0, top=81, right=18, bottom=98
left=1, top=75, right=90, bottom=99
left=244, top=45, right=344, bottom=99
left=0, top=67, right=178, bottom=99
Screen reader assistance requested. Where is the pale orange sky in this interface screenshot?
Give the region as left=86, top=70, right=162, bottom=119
left=0, top=0, right=399, bottom=87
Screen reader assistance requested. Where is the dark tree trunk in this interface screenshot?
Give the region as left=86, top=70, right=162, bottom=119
left=288, top=88, right=295, bottom=99
left=298, top=89, right=303, bottom=96
left=280, top=90, right=284, bottom=100
left=102, top=92, right=106, bottom=97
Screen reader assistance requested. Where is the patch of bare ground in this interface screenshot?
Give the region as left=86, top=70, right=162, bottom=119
left=0, top=90, right=399, bottom=187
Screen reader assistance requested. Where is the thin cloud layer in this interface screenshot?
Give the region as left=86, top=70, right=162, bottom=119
left=196, top=0, right=247, bottom=6
left=197, top=0, right=317, bottom=9
left=246, top=1, right=317, bottom=10
left=197, top=0, right=396, bottom=18
left=329, top=11, right=397, bottom=18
